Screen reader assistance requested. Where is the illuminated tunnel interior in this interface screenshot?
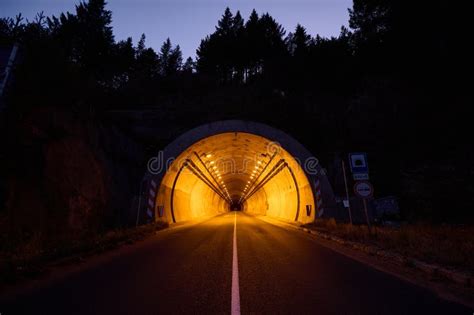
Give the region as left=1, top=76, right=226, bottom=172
left=155, top=132, right=316, bottom=224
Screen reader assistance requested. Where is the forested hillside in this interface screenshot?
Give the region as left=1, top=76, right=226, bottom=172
left=1, top=0, right=471, bottom=223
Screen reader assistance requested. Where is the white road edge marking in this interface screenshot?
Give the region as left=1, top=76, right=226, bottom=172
left=231, top=212, right=241, bottom=315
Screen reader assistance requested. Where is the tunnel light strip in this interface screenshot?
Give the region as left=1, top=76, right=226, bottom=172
left=185, top=160, right=231, bottom=203
left=169, top=160, right=231, bottom=224
left=242, top=161, right=301, bottom=221
left=239, top=151, right=278, bottom=204
left=244, top=160, right=287, bottom=201
left=186, top=158, right=232, bottom=203
left=193, top=152, right=230, bottom=202
left=240, top=158, right=285, bottom=203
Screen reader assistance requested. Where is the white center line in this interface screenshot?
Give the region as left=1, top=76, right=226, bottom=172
left=231, top=212, right=241, bottom=315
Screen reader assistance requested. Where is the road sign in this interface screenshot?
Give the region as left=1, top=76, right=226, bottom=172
left=354, top=181, right=374, bottom=199
left=353, top=173, right=369, bottom=180
left=348, top=152, right=369, bottom=180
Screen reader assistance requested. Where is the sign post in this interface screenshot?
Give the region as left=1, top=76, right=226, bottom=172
left=362, top=199, right=371, bottom=233
left=341, top=159, right=353, bottom=225
left=354, top=180, right=374, bottom=232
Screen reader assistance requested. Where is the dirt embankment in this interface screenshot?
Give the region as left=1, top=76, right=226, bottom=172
left=1, top=107, right=147, bottom=264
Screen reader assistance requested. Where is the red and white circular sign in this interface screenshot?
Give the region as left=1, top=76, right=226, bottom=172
left=354, top=181, right=374, bottom=198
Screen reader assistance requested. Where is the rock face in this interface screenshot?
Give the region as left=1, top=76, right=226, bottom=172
left=44, top=137, right=108, bottom=235
left=2, top=107, right=145, bottom=247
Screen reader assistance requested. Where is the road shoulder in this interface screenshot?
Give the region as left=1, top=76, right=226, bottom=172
left=250, top=214, right=474, bottom=310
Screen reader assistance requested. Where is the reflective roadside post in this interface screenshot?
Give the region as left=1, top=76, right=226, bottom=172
left=363, top=198, right=371, bottom=233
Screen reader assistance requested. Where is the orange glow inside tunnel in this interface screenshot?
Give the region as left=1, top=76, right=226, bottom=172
left=155, top=132, right=315, bottom=224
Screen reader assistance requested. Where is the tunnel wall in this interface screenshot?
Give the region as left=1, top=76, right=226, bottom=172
left=156, top=163, right=228, bottom=222
left=243, top=157, right=316, bottom=224
left=144, top=120, right=337, bottom=224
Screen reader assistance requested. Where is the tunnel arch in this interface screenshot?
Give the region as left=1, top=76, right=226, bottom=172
left=143, top=120, right=336, bottom=224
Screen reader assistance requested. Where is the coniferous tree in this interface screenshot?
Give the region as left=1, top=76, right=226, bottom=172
left=215, top=7, right=234, bottom=82
left=72, top=0, right=115, bottom=76
left=244, top=9, right=261, bottom=79
left=168, top=44, right=183, bottom=74
left=159, top=38, right=182, bottom=76
left=113, top=37, right=135, bottom=85
left=288, top=24, right=311, bottom=57
left=348, top=0, right=392, bottom=67
left=257, top=13, right=287, bottom=85
left=136, top=35, right=159, bottom=79
left=232, top=11, right=245, bottom=82
left=182, top=57, right=195, bottom=73
left=137, top=33, right=146, bottom=55
left=216, top=7, right=234, bottom=37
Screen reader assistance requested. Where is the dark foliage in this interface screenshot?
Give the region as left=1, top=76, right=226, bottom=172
left=0, top=1, right=471, bottom=223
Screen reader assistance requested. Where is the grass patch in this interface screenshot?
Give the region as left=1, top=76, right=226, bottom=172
left=0, top=221, right=168, bottom=286
left=304, top=219, right=474, bottom=272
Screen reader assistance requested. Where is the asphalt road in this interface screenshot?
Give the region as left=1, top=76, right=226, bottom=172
left=1, top=212, right=470, bottom=314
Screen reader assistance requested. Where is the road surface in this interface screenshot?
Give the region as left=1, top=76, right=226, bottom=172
left=0, top=212, right=470, bottom=314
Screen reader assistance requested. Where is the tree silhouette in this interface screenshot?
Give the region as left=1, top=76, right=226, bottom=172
left=182, top=57, right=195, bottom=74
left=243, top=9, right=261, bottom=80
left=287, top=24, right=311, bottom=57
left=160, top=38, right=182, bottom=76
left=1, top=1, right=471, bottom=224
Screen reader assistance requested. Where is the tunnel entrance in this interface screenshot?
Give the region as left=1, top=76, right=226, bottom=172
left=230, top=202, right=242, bottom=211
left=143, top=121, right=336, bottom=225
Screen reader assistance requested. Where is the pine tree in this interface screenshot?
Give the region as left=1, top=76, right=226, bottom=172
left=231, top=11, right=245, bottom=82
left=169, top=44, right=183, bottom=73
left=216, top=7, right=234, bottom=37
left=137, top=33, right=146, bottom=56
left=257, top=13, right=287, bottom=81
left=349, top=0, right=392, bottom=54
left=159, top=37, right=172, bottom=76
left=114, top=37, right=135, bottom=78
left=160, top=38, right=182, bottom=76
left=183, top=57, right=195, bottom=73
left=244, top=9, right=261, bottom=79
left=74, top=0, right=115, bottom=74
left=288, top=24, right=311, bottom=57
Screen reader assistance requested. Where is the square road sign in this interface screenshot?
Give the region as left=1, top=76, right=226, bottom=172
left=349, top=152, right=369, bottom=175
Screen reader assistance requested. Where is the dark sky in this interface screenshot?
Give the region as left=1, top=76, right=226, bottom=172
left=1, top=0, right=352, bottom=59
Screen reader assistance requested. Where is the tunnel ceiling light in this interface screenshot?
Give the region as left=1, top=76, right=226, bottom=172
left=258, top=161, right=262, bottom=164
left=206, top=154, right=212, bottom=158
left=213, top=166, right=217, bottom=169
left=210, top=161, right=215, bottom=165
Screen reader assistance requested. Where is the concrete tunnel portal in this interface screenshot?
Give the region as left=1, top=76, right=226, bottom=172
left=144, top=121, right=336, bottom=224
